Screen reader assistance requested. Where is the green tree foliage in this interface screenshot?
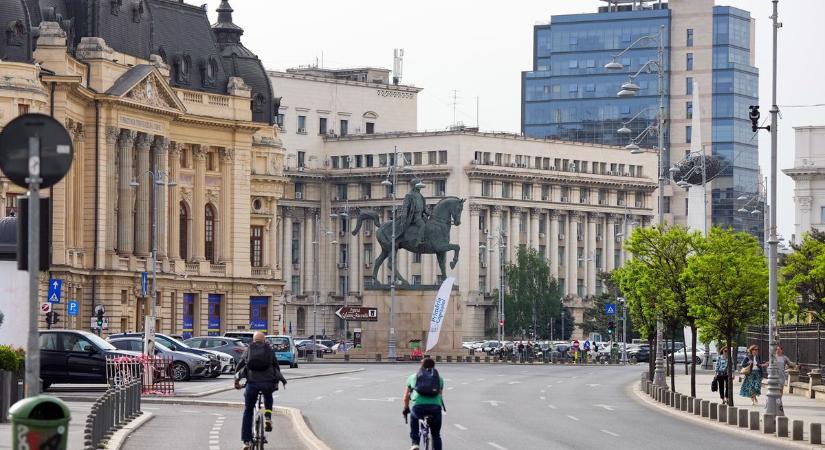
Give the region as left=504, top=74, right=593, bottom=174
left=614, top=259, right=662, bottom=379
left=579, top=272, right=625, bottom=340
left=503, top=247, right=562, bottom=339
left=781, top=229, right=825, bottom=322
left=682, top=227, right=769, bottom=406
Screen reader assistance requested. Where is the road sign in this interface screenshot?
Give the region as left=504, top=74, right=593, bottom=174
left=94, top=305, right=106, bottom=316
left=0, top=113, right=74, bottom=189
left=67, top=300, right=79, bottom=317
left=90, top=317, right=109, bottom=330
left=47, top=278, right=62, bottom=304
left=604, top=303, right=617, bottom=315
left=335, top=307, right=378, bottom=321
left=40, top=303, right=51, bottom=314
left=140, top=272, right=148, bottom=297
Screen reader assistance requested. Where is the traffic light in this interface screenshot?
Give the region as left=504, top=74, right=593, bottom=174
left=96, top=309, right=104, bottom=328
left=45, top=311, right=60, bottom=328
left=608, top=321, right=615, bottom=335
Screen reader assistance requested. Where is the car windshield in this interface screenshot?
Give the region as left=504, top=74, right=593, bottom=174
left=267, top=337, right=290, bottom=352
left=84, top=333, right=117, bottom=351
left=160, top=335, right=190, bottom=349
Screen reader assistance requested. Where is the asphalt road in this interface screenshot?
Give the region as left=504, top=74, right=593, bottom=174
left=205, top=363, right=785, bottom=450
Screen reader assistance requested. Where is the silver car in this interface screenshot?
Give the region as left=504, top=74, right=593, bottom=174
left=200, top=349, right=235, bottom=376
left=108, top=337, right=211, bottom=381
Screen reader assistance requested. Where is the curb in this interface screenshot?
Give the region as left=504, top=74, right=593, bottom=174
left=629, top=382, right=808, bottom=449
left=277, top=406, right=333, bottom=450
left=105, top=411, right=154, bottom=450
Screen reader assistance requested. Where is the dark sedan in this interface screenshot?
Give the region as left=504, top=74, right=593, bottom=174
left=629, top=344, right=651, bottom=362
left=296, top=342, right=332, bottom=358
left=39, top=330, right=140, bottom=390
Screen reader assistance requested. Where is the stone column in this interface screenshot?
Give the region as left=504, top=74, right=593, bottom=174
left=152, top=136, right=170, bottom=259
left=587, top=213, right=598, bottom=295
left=282, top=208, right=294, bottom=292
left=192, top=145, right=207, bottom=261
left=510, top=207, right=521, bottom=263
left=134, top=133, right=152, bottom=257
left=469, top=204, right=481, bottom=293
left=106, top=127, right=119, bottom=254
left=549, top=210, right=560, bottom=279
left=606, top=214, right=617, bottom=271
left=490, top=206, right=502, bottom=294
left=117, top=130, right=137, bottom=255
left=304, top=209, right=316, bottom=295
left=220, top=148, right=233, bottom=263
left=167, top=143, right=182, bottom=260
left=530, top=208, right=540, bottom=250
left=568, top=213, right=579, bottom=296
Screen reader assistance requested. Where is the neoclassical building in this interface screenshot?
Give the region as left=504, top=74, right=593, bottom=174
left=0, top=0, right=287, bottom=337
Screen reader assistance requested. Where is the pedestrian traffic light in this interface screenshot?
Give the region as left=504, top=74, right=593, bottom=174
left=96, top=309, right=104, bottom=328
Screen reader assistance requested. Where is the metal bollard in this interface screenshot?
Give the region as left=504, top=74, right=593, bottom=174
left=738, top=408, right=748, bottom=428
left=709, top=402, right=718, bottom=420
left=680, top=395, right=688, bottom=412
left=687, top=397, right=694, bottom=413
left=693, top=398, right=701, bottom=416
left=778, top=416, right=789, bottom=437
left=701, top=400, right=709, bottom=418
left=749, top=411, right=759, bottom=431
left=718, top=403, right=727, bottom=423
left=763, top=414, right=775, bottom=434
left=727, top=406, right=737, bottom=426
left=792, top=420, right=804, bottom=441
left=810, top=423, right=822, bottom=445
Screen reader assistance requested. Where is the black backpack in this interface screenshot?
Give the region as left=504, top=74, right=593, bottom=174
left=246, top=343, right=272, bottom=371
left=414, top=368, right=441, bottom=397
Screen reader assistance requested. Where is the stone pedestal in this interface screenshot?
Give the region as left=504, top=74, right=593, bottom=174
left=359, top=286, right=463, bottom=355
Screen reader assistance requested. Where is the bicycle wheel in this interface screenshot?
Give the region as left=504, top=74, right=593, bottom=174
left=256, top=414, right=266, bottom=450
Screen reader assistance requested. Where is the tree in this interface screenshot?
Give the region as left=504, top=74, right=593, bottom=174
left=781, top=230, right=825, bottom=322
left=622, top=225, right=702, bottom=395
left=503, top=247, right=562, bottom=339
left=682, top=227, right=769, bottom=406
left=614, top=259, right=661, bottom=381
left=579, top=272, right=626, bottom=340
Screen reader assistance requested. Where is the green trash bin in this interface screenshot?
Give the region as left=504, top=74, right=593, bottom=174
left=9, top=395, right=71, bottom=450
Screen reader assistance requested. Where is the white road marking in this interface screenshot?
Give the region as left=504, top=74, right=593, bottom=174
left=454, top=424, right=468, bottom=431
left=339, top=376, right=361, bottom=380
left=357, top=397, right=399, bottom=402
left=314, top=396, right=325, bottom=401
left=209, top=446, right=219, bottom=450
left=540, top=389, right=546, bottom=393
left=488, top=442, right=509, bottom=450
left=461, top=382, right=468, bottom=385
left=354, top=385, right=364, bottom=388
left=477, top=378, right=485, bottom=381
left=540, top=396, right=546, bottom=400
left=548, top=404, right=557, bottom=409
left=594, top=404, right=615, bottom=411
left=142, top=406, right=158, bottom=410
left=447, top=387, right=455, bottom=390
left=209, top=440, right=219, bottom=445
left=182, top=410, right=197, bottom=413
left=587, top=383, right=601, bottom=387
left=556, top=380, right=564, bottom=384
left=567, top=415, right=580, bottom=421
left=600, top=429, right=620, bottom=437
left=481, top=400, right=504, bottom=407
left=334, top=389, right=343, bottom=394
left=507, top=381, right=520, bottom=385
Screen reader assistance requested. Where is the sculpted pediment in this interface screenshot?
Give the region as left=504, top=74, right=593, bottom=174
left=107, top=65, right=186, bottom=114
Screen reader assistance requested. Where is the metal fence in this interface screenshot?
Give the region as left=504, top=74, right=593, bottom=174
left=83, top=378, right=141, bottom=449
left=106, top=354, right=175, bottom=396
left=0, top=371, right=22, bottom=423
left=747, top=324, right=825, bottom=379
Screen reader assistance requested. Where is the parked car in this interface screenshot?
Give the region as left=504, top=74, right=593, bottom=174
left=296, top=341, right=332, bottom=358
left=628, top=344, right=651, bottom=362
left=108, top=337, right=211, bottom=381
left=266, top=335, right=298, bottom=368
left=185, top=336, right=247, bottom=364
left=39, top=330, right=141, bottom=390
left=669, top=347, right=717, bottom=366
left=109, top=332, right=221, bottom=377
left=224, top=331, right=257, bottom=345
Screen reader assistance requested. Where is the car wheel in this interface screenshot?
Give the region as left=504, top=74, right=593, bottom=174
left=208, top=370, right=221, bottom=378
left=172, top=361, right=191, bottom=381
left=290, top=362, right=298, bottom=369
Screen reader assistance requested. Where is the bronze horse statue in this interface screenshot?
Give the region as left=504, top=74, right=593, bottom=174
left=351, top=196, right=465, bottom=285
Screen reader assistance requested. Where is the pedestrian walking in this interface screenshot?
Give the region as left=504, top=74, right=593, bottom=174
left=713, top=347, right=730, bottom=404
left=739, top=344, right=768, bottom=406
left=518, top=342, right=525, bottom=363
left=774, top=345, right=797, bottom=400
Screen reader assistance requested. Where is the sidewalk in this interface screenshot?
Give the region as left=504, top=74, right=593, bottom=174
left=0, top=401, right=91, bottom=450
left=671, top=369, right=825, bottom=441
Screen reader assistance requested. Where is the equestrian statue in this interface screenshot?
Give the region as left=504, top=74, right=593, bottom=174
left=351, top=178, right=465, bottom=286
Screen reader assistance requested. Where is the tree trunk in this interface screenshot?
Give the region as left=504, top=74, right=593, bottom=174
left=727, top=333, right=735, bottom=407
left=670, top=330, right=676, bottom=392
left=690, top=323, right=697, bottom=398
left=648, top=333, right=655, bottom=381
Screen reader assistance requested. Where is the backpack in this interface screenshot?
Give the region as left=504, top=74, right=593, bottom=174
left=414, top=368, right=441, bottom=397
left=246, top=342, right=272, bottom=371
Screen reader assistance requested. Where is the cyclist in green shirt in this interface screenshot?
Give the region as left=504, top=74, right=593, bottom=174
left=402, top=357, right=445, bottom=450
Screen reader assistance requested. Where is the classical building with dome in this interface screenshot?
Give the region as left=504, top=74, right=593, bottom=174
left=0, top=0, right=288, bottom=337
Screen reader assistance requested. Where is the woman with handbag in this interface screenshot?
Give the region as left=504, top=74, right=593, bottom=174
left=739, top=344, right=768, bottom=405
left=714, top=347, right=730, bottom=404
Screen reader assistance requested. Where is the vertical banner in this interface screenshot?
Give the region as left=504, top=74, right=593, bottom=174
left=208, top=294, right=222, bottom=336
left=426, top=277, right=456, bottom=351
left=250, top=296, right=269, bottom=332
left=182, top=294, right=195, bottom=339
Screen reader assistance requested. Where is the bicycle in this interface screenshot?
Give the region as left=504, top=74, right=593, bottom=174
left=238, top=380, right=269, bottom=450
left=404, top=410, right=434, bottom=450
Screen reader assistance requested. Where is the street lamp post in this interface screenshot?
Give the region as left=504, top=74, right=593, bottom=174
left=130, top=170, right=176, bottom=358
left=481, top=227, right=507, bottom=343
left=618, top=297, right=628, bottom=364
left=331, top=200, right=351, bottom=344
left=311, top=211, right=338, bottom=361
left=607, top=23, right=667, bottom=388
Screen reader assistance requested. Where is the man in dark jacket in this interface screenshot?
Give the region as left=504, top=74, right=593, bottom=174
left=235, top=332, right=287, bottom=449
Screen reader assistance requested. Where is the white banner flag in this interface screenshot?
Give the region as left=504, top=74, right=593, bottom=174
left=426, top=277, right=455, bottom=351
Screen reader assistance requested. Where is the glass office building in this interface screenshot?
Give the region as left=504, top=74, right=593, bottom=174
left=522, top=1, right=762, bottom=243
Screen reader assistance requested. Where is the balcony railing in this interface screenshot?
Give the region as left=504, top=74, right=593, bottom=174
left=251, top=267, right=272, bottom=278
left=185, top=262, right=199, bottom=274
left=210, top=263, right=226, bottom=277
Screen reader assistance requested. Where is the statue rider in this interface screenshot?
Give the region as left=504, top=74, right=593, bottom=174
left=398, top=177, right=428, bottom=248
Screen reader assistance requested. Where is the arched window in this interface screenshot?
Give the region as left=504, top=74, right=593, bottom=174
left=297, top=307, right=306, bottom=335
left=205, top=204, right=216, bottom=262
left=179, top=202, right=189, bottom=260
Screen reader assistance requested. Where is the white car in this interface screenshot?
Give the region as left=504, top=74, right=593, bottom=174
left=201, top=349, right=235, bottom=376
left=670, top=347, right=717, bottom=366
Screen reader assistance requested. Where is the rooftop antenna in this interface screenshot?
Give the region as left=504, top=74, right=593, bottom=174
left=452, top=90, right=459, bottom=126
left=393, top=49, right=404, bottom=85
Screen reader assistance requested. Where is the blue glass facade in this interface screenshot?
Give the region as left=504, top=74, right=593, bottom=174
left=710, top=6, right=762, bottom=241
left=522, top=8, right=671, bottom=148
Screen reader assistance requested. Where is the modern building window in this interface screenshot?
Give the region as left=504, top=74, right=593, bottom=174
left=365, top=154, right=374, bottom=167
left=297, top=151, right=306, bottom=168
left=340, top=119, right=348, bottom=136
left=435, top=180, right=447, bottom=196
left=291, top=224, right=300, bottom=265
left=294, top=182, right=304, bottom=199
left=821, top=206, right=825, bottom=224
left=250, top=226, right=263, bottom=267
left=364, top=243, right=373, bottom=265
left=481, top=181, right=492, bottom=197
left=276, top=113, right=284, bottom=129
left=179, top=202, right=189, bottom=260
left=428, top=151, right=437, bottom=164
left=335, top=183, right=347, bottom=200
left=541, top=184, right=551, bottom=201
left=686, top=101, right=693, bottom=119
left=663, top=196, right=671, bottom=214
left=297, top=115, right=306, bottom=133
left=379, top=154, right=388, bottom=167
left=414, top=152, right=423, bottom=165
left=502, top=182, right=512, bottom=199
left=522, top=183, right=532, bottom=200
left=361, top=183, right=371, bottom=199
left=686, top=53, right=694, bottom=71
left=413, top=252, right=422, bottom=264
left=439, top=150, right=448, bottom=164
left=319, top=117, right=328, bottom=135
left=686, top=77, right=693, bottom=95
left=686, top=125, right=692, bottom=143
left=205, top=204, right=216, bottom=262
left=687, top=28, right=694, bottom=47
left=366, top=122, right=375, bottom=134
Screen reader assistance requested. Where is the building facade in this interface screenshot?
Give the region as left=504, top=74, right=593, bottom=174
left=522, top=0, right=762, bottom=243
left=784, top=126, right=825, bottom=243
left=0, top=0, right=287, bottom=337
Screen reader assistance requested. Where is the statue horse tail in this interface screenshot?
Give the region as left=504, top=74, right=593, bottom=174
left=351, top=210, right=381, bottom=236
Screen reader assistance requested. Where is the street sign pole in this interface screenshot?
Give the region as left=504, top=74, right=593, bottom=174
left=25, top=136, right=42, bottom=397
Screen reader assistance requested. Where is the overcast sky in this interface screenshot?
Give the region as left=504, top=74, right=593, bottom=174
left=206, top=0, right=823, bottom=241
